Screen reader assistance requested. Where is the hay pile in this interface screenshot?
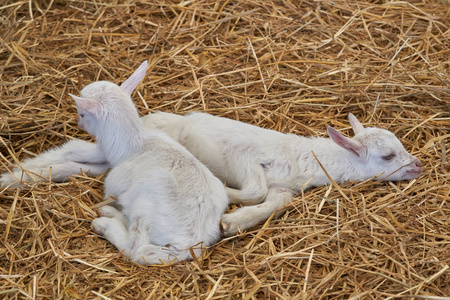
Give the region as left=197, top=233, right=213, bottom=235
left=1, top=0, right=449, bottom=298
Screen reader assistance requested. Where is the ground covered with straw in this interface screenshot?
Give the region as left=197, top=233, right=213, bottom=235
left=1, top=0, right=449, bottom=299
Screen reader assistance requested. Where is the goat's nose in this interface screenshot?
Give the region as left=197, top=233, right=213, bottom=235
left=414, top=159, right=422, bottom=169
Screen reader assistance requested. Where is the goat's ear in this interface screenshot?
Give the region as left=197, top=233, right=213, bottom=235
left=69, top=94, right=101, bottom=117
left=328, top=126, right=365, bottom=157
left=120, top=60, right=148, bottom=96
left=348, top=113, right=365, bottom=135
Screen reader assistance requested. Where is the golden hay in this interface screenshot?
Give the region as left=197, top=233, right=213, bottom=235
left=0, top=0, right=449, bottom=299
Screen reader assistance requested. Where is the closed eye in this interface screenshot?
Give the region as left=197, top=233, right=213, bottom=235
left=79, top=113, right=85, bottom=118
left=382, top=154, right=395, bottom=161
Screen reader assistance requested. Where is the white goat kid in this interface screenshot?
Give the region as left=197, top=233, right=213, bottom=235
left=141, top=112, right=423, bottom=235
left=69, top=61, right=228, bottom=264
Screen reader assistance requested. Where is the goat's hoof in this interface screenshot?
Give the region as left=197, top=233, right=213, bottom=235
left=0, top=173, right=20, bottom=188
left=220, top=220, right=229, bottom=234
left=97, top=205, right=120, bottom=218
left=220, top=220, right=241, bottom=237
left=92, top=217, right=110, bottom=236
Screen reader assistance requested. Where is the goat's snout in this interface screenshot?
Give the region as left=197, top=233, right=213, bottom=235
left=401, top=158, right=423, bottom=180
left=409, top=158, right=423, bottom=175
left=414, top=159, right=422, bottom=169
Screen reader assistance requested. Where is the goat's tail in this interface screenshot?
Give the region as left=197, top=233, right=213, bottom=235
left=132, top=244, right=203, bottom=265
left=141, top=111, right=184, bottom=130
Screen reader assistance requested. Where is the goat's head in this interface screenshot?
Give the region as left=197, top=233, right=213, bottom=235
left=327, top=114, right=422, bottom=181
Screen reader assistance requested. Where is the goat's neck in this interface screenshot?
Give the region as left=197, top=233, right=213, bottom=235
left=97, top=118, right=145, bottom=166
left=294, top=136, right=364, bottom=187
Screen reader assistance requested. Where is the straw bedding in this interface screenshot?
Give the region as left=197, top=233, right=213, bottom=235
left=0, top=0, right=449, bottom=299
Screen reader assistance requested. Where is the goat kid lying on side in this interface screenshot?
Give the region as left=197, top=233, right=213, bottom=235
left=69, top=61, right=228, bottom=264
left=142, top=111, right=423, bottom=235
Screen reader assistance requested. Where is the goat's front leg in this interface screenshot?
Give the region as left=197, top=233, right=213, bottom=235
left=221, top=186, right=293, bottom=236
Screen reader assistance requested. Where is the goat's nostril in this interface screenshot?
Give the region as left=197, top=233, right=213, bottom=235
left=414, top=160, right=422, bottom=169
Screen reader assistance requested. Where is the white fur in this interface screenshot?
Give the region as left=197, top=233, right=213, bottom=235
left=69, top=61, right=228, bottom=264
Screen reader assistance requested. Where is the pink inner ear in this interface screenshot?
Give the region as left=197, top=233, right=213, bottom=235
left=328, top=126, right=364, bottom=157
left=69, top=94, right=101, bottom=116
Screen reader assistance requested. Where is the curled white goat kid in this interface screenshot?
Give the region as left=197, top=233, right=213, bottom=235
left=68, top=61, right=228, bottom=264
left=0, top=72, right=422, bottom=237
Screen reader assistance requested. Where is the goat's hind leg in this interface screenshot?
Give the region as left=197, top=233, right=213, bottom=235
left=221, top=186, right=293, bottom=236
left=0, top=139, right=109, bottom=187
left=97, top=205, right=127, bottom=226
left=132, top=244, right=198, bottom=265
left=226, top=162, right=268, bottom=206
left=92, top=215, right=130, bottom=255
